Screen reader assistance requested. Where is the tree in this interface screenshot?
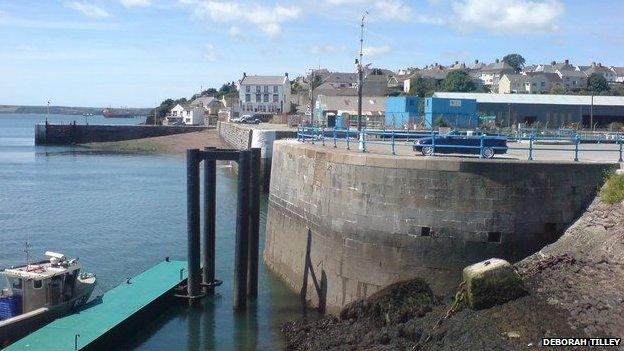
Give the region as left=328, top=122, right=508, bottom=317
left=549, top=85, right=566, bottom=95
left=440, top=71, right=475, bottom=92
left=587, top=73, right=609, bottom=93
left=407, top=75, right=437, bottom=97
left=503, top=53, right=526, bottom=73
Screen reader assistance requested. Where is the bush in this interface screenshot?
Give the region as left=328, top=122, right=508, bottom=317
left=601, top=172, right=624, bottom=204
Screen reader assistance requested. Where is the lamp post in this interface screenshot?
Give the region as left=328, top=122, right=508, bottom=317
left=590, top=93, right=594, bottom=131
left=356, top=11, right=367, bottom=132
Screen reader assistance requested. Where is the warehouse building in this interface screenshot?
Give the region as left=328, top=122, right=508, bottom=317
left=385, top=96, right=419, bottom=128
left=424, top=97, right=478, bottom=129
left=433, top=92, right=624, bottom=128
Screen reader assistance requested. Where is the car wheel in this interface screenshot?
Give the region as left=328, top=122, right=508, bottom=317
left=482, top=147, right=494, bottom=159
left=422, top=146, right=434, bottom=156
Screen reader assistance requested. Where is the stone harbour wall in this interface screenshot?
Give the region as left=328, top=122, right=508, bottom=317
left=263, top=140, right=617, bottom=312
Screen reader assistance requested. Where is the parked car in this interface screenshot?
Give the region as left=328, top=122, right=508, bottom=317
left=413, top=131, right=507, bottom=159
left=240, top=115, right=261, bottom=124
left=231, top=115, right=250, bottom=123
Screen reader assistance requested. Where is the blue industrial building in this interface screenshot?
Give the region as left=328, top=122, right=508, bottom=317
left=385, top=96, right=419, bottom=128
left=424, top=97, right=478, bottom=129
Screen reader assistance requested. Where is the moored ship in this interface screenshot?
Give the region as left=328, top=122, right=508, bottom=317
left=102, top=108, right=136, bottom=118
left=0, top=252, right=96, bottom=347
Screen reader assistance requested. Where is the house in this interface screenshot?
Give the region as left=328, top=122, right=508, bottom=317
left=499, top=74, right=529, bottom=94
left=523, top=72, right=563, bottom=94
left=167, top=103, right=205, bottom=125
left=612, top=67, right=624, bottom=83
left=190, top=96, right=223, bottom=115
left=237, top=73, right=291, bottom=115
left=556, top=69, right=587, bottom=90
left=314, top=95, right=386, bottom=128
left=478, top=59, right=515, bottom=91
left=584, top=62, right=617, bottom=82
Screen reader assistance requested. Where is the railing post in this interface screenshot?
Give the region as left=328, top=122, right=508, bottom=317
left=297, top=125, right=301, bottom=141
left=479, top=134, right=484, bottom=159
left=333, top=127, right=337, bottom=148
left=619, top=136, right=623, bottom=163
left=321, top=126, right=325, bottom=146
left=574, top=135, right=579, bottom=162
left=361, top=130, right=366, bottom=153
left=431, top=129, right=436, bottom=156
left=391, top=130, right=396, bottom=155
left=528, top=134, right=534, bottom=161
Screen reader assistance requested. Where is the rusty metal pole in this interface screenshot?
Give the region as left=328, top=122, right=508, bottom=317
left=234, top=150, right=251, bottom=310
left=202, top=147, right=217, bottom=295
left=247, top=148, right=261, bottom=298
left=186, top=149, right=202, bottom=299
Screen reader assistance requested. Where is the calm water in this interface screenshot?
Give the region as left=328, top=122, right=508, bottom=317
left=0, top=114, right=310, bottom=350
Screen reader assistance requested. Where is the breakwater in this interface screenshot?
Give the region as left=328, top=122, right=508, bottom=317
left=264, top=140, right=616, bottom=312
left=34, top=123, right=208, bottom=145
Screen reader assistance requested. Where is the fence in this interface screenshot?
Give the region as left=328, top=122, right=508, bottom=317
left=297, top=126, right=624, bottom=162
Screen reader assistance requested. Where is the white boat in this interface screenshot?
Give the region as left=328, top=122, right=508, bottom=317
left=0, top=251, right=96, bottom=347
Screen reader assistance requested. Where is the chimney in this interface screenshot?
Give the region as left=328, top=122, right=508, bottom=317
left=285, top=72, right=289, bottom=77
left=475, top=59, right=479, bottom=64
left=243, top=72, right=247, bottom=77
left=455, top=61, right=459, bottom=65
left=495, top=59, right=500, bottom=63
left=551, top=60, right=556, bottom=65
left=565, top=59, right=569, bottom=65
left=598, top=63, right=602, bottom=67
left=592, top=62, right=596, bottom=66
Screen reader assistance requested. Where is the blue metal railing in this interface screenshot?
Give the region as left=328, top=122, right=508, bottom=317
left=296, top=126, right=624, bottom=162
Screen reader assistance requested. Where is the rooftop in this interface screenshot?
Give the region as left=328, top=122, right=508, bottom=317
left=240, top=75, right=288, bottom=85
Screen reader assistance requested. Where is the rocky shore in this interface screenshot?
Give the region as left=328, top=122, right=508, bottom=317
left=282, top=180, right=624, bottom=350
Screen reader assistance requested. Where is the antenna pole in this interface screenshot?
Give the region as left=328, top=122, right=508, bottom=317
left=357, top=12, right=367, bottom=132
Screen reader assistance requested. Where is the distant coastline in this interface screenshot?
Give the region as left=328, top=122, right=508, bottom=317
left=0, top=105, right=151, bottom=116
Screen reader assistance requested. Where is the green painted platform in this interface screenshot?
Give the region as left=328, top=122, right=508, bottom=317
left=7, top=260, right=187, bottom=351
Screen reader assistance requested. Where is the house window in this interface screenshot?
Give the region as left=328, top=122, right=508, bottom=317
left=12, top=278, right=22, bottom=290
left=246, top=85, right=250, bottom=93
left=33, top=280, right=42, bottom=289
left=264, top=94, right=269, bottom=102
left=273, top=94, right=278, bottom=102
left=256, top=86, right=261, bottom=93
left=264, top=85, right=269, bottom=93
left=256, top=94, right=261, bottom=102
left=245, top=94, right=251, bottom=102
left=273, top=85, right=278, bottom=93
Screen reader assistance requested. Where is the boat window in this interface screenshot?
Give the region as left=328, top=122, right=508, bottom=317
left=33, top=280, right=43, bottom=289
left=12, top=278, right=22, bottom=290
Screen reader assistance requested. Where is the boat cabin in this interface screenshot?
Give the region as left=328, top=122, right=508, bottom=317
left=0, top=252, right=82, bottom=319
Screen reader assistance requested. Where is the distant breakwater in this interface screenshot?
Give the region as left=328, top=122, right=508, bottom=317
left=35, top=123, right=208, bottom=145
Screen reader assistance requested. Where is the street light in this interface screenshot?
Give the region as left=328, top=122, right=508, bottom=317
left=356, top=11, right=367, bottom=132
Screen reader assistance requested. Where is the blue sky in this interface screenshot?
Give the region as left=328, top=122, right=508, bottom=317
left=0, top=0, right=622, bottom=107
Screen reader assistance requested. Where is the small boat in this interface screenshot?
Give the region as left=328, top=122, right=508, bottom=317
left=0, top=252, right=96, bottom=347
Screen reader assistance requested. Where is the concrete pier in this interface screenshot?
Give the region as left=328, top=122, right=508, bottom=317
left=264, top=140, right=617, bottom=312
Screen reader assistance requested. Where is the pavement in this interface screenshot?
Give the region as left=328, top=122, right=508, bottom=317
left=300, top=138, right=623, bottom=164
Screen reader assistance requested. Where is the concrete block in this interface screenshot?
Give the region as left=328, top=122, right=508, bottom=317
left=462, top=258, right=525, bottom=310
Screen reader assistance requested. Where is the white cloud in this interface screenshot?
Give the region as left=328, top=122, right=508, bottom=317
left=204, top=44, right=217, bottom=61
left=452, top=0, right=564, bottom=34
left=325, top=0, right=412, bottom=22
left=362, top=44, right=390, bottom=57
left=310, top=44, right=347, bottom=54
left=228, top=26, right=242, bottom=38
left=180, top=1, right=301, bottom=38
left=65, top=1, right=111, bottom=18
left=120, top=0, right=151, bottom=8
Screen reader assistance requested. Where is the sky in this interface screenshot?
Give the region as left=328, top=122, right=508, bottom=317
left=0, top=0, right=623, bottom=107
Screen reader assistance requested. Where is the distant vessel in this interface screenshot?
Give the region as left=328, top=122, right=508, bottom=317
left=0, top=251, right=96, bottom=347
left=82, top=112, right=94, bottom=117
left=102, top=108, right=135, bottom=118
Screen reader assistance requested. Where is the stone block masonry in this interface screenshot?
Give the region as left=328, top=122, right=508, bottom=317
left=35, top=123, right=208, bottom=145
left=264, top=140, right=617, bottom=312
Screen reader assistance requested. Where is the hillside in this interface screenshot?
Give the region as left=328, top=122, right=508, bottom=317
left=0, top=105, right=151, bottom=116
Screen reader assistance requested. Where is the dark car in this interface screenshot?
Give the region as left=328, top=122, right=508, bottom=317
left=413, top=131, right=507, bottom=159
left=241, top=115, right=261, bottom=124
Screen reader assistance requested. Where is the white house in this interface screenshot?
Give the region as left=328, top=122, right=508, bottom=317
left=168, top=103, right=205, bottom=125
left=237, top=73, right=291, bottom=115
left=190, top=96, right=222, bottom=115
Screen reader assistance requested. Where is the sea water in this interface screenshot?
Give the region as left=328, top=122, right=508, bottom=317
left=0, top=114, right=310, bottom=350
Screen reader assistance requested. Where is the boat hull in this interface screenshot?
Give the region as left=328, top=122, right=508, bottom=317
left=0, top=280, right=95, bottom=348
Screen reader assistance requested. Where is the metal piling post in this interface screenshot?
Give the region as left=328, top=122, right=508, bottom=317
left=186, top=149, right=202, bottom=299
left=202, top=147, right=217, bottom=295
left=247, top=148, right=261, bottom=299
left=234, top=150, right=251, bottom=310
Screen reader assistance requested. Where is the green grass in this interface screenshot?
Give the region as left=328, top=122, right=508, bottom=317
left=83, top=140, right=165, bottom=153
left=600, top=172, right=624, bottom=204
